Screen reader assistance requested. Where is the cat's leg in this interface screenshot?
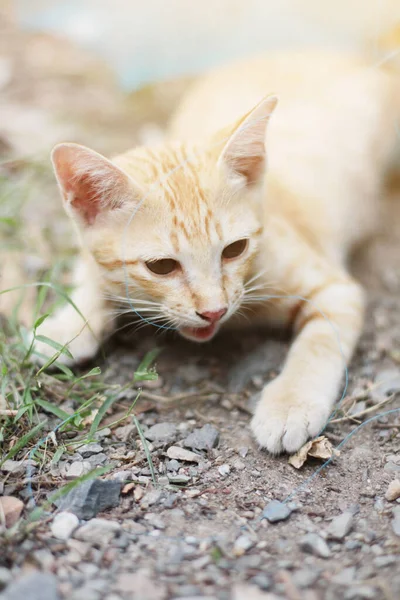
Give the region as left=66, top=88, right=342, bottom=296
left=32, top=255, right=112, bottom=366
left=250, top=259, right=365, bottom=454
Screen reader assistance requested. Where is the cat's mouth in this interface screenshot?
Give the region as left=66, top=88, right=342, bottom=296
left=179, top=323, right=219, bottom=342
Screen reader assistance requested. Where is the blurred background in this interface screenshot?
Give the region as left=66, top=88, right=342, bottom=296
left=0, top=0, right=400, bottom=319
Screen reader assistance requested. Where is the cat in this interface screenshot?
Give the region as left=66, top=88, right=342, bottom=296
left=31, top=50, right=400, bottom=454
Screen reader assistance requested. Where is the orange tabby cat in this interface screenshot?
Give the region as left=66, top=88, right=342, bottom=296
left=32, top=50, right=400, bottom=454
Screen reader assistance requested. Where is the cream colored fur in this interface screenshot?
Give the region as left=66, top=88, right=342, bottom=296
left=33, top=50, right=400, bottom=454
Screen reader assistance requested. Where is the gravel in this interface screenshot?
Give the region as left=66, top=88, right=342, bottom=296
left=385, top=479, right=400, bottom=501
left=166, top=446, right=201, bottom=463
left=74, top=518, right=121, bottom=544
left=54, top=479, right=122, bottom=519
left=145, top=422, right=178, bottom=443
left=0, top=573, right=60, bottom=600
left=262, top=500, right=292, bottom=523
left=326, top=511, right=355, bottom=540
left=300, top=533, right=332, bottom=558
left=51, top=512, right=79, bottom=540
left=183, top=424, right=219, bottom=451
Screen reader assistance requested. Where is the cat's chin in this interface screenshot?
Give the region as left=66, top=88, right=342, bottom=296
left=179, top=323, right=219, bottom=342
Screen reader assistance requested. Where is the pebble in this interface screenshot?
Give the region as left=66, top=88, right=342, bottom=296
left=292, top=569, right=319, bottom=588
left=51, top=512, right=79, bottom=540
left=344, top=586, right=377, bottom=599
left=233, top=535, right=254, bottom=556
left=145, top=422, right=177, bottom=443
left=218, top=464, right=231, bottom=477
left=262, top=500, right=292, bottom=523
left=168, top=474, right=191, bottom=484
left=385, top=479, right=400, bottom=501
left=183, top=424, right=219, bottom=451
left=0, top=567, right=12, bottom=591
left=167, top=459, right=180, bottom=472
left=0, top=459, right=35, bottom=475
left=250, top=573, right=272, bottom=591
left=0, top=496, right=23, bottom=528
left=392, top=506, right=400, bottom=536
left=64, top=461, right=92, bottom=479
left=140, top=488, right=163, bottom=507
left=115, top=569, right=166, bottom=599
left=166, top=446, right=201, bottom=463
left=332, top=567, right=356, bottom=585
left=74, top=518, right=121, bottom=544
left=238, top=447, right=249, bottom=458
left=300, top=533, right=331, bottom=558
left=373, top=555, right=397, bottom=568
left=76, top=442, right=103, bottom=457
left=0, top=572, right=60, bottom=600
left=54, top=479, right=122, bottom=519
left=327, top=511, right=355, bottom=540
left=371, top=369, right=400, bottom=403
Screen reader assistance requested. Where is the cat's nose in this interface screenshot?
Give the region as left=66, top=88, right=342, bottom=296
left=196, top=308, right=227, bottom=323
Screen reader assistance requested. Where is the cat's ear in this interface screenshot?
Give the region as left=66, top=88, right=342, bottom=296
left=217, top=95, right=278, bottom=186
left=51, top=143, right=142, bottom=226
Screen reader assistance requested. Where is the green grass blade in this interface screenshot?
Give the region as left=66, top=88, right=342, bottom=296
left=0, top=420, right=47, bottom=466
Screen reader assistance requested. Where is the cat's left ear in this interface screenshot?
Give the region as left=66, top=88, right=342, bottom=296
left=217, top=95, right=278, bottom=186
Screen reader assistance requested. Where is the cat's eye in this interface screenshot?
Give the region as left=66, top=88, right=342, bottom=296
left=222, top=238, right=248, bottom=260
left=145, top=258, right=179, bottom=275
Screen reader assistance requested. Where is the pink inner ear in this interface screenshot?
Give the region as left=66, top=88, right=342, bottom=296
left=65, top=172, right=104, bottom=226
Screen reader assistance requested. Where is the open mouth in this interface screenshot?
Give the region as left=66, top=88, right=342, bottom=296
left=179, top=322, right=219, bottom=342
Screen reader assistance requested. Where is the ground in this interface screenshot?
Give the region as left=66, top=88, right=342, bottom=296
left=0, top=8, right=400, bottom=600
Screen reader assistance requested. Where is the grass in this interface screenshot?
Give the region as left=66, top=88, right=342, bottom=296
left=0, top=159, right=160, bottom=525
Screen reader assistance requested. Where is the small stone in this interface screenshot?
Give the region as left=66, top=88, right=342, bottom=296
left=262, top=500, right=292, bottom=523
left=332, top=567, right=356, bottom=585
left=167, top=459, right=180, bottom=472
left=300, top=533, right=331, bottom=558
left=0, top=572, right=60, bottom=600
left=140, top=488, right=163, bottom=507
left=373, top=555, right=397, bottom=568
left=168, top=474, right=191, bottom=484
left=344, top=586, right=377, bottom=600
left=327, top=511, right=354, bottom=540
left=392, top=506, right=400, bottom=536
left=145, top=422, right=177, bottom=443
left=232, top=583, right=280, bottom=600
left=51, top=512, right=79, bottom=540
left=74, top=518, right=120, bottom=544
left=0, top=567, right=12, bottom=591
left=292, top=569, right=319, bottom=588
left=250, top=573, right=272, bottom=591
left=183, top=424, right=219, bottom=451
left=385, top=479, right=400, bottom=501
left=86, top=453, right=107, bottom=467
left=76, top=443, right=103, bottom=457
left=144, top=513, right=166, bottom=529
left=0, top=496, right=23, bottom=528
left=233, top=459, right=246, bottom=471
left=371, top=369, right=400, bottom=403
left=54, top=479, right=121, bottom=519
left=238, top=446, right=249, bottom=458
left=166, top=446, right=201, bottom=463
left=218, top=464, right=231, bottom=477
left=115, top=570, right=166, bottom=599
left=233, top=535, right=254, bottom=556
left=65, top=461, right=92, bottom=479
left=0, top=459, right=35, bottom=475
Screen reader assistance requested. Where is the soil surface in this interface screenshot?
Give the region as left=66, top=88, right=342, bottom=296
left=1, top=7, right=400, bottom=600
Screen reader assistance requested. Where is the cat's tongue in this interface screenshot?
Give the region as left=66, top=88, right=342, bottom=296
left=180, top=323, right=218, bottom=342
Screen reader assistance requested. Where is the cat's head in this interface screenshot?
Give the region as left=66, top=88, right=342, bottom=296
left=51, top=96, right=277, bottom=341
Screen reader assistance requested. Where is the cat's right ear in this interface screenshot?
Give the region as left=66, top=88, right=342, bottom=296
left=51, top=143, right=143, bottom=227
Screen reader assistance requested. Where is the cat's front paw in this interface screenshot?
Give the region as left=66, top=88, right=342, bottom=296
left=29, top=318, right=100, bottom=367
left=250, top=376, right=332, bottom=454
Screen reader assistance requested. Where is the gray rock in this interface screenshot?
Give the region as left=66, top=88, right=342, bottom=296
left=167, top=459, right=180, bottom=472
left=392, top=506, right=400, bottom=536
left=332, top=567, right=356, bottom=585
left=76, top=443, right=103, bottom=457
left=168, top=474, right=191, bottom=484
left=233, top=535, right=254, bottom=556
left=262, top=500, right=292, bottom=523
left=184, top=424, right=219, bottom=451
left=0, top=568, right=12, bottom=591
left=238, top=447, right=249, bottom=458
left=51, top=511, right=79, bottom=540
left=218, top=464, right=231, bottom=477
left=250, top=574, right=272, bottom=591
left=373, top=555, right=397, bottom=568
left=166, top=446, right=201, bottom=463
left=115, top=570, right=166, bottom=599
left=300, top=533, right=331, bottom=558
left=145, top=423, right=177, bottom=443
left=54, top=479, right=121, bottom=519
left=292, top=569, right=319, bottom=588
left=74, top=518, right=120, bottom=544
left=344, top=586, right=378, bottom=600
left=86, top=453, right=108, bottom=467
left=140, top=488, right=163, bottom=507
left=327, top=511, right=354, bottom=540
left=0, top=572, right=59, bottom=600
left=64, top=461, right=92, bottom=479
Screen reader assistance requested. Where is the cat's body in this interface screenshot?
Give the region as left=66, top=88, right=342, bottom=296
left=33, top=50, right=400, bottom=454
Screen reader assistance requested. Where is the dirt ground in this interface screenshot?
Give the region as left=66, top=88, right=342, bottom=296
left=1, top=7, right=400, bottom=600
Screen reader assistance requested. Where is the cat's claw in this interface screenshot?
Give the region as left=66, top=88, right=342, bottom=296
left=250, top=376, right=332, bottom=454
